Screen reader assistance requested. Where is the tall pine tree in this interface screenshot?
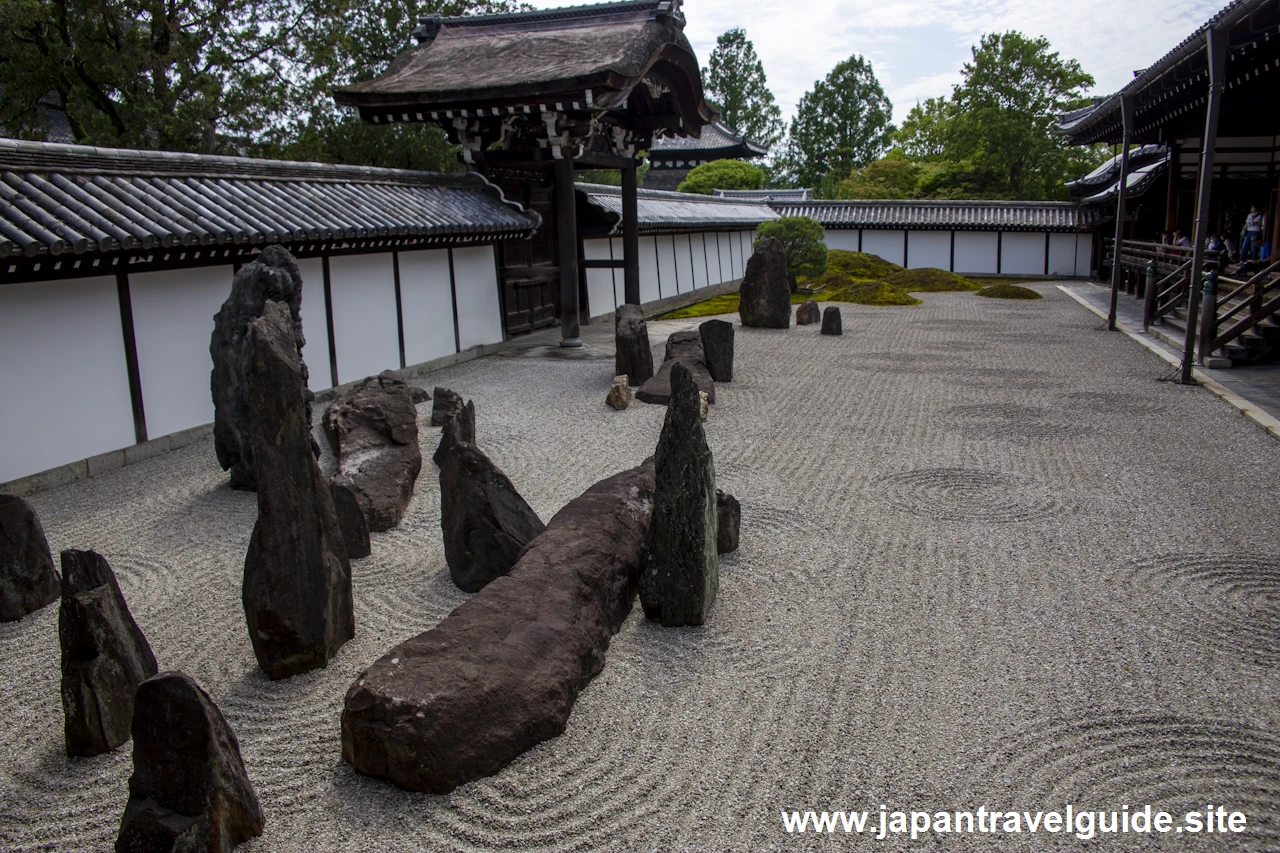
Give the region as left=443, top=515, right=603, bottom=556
left=702, top=28, right=785, bottom=149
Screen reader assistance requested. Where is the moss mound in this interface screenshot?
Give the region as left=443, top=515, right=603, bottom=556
left=656, top=292, right=740, bottom=319
left=976, top=283, right=1042, bottom=300
left=827, top=250, right=903, bottom=280
left=826, top=280, right=921, bottom=306
left=884, top=267, right=979, bottom=293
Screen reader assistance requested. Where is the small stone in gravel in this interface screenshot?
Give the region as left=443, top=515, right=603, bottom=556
left=699, top=391, right=709, bottom=422
left=0, top=494, right=60, bottom=622
left=59, top=549, right=158, bottom=756
left=640, top=363, right=718, bottom=626
left=326, top=371, right=422, bottom=532
left=607, top=376, right=632, bottom=410
left=243, top=301, right=354, bottom=681
left=615, top=305, right=654, bottom=386
left=210, top=245, right=314, bottom=491
left=408, top=386, right=430, bottom=405
left=439, top=442, right=545, bottom=593
left=431, top=387, right=464, bottom=427
left=795, top=299, right=821, bottom=325
left=331, top=483, right=371, bottom=560
left=699, top=319, right=734, bottom=382
left=717, top=490, right=740, bottom=554
left=636, top=331, right=716, bottom=406
left=821, top=306, right=843, bottom=336
left=116, top=671, right=264, bottom=853
left=342, top=458, right=656, bottom=794
left=432, top=400, right=476, bottom=468
left=738, top=237, right=791, bottom=329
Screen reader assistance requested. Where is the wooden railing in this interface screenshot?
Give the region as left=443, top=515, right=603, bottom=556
left=1208, top=258, right=1280, bottom=353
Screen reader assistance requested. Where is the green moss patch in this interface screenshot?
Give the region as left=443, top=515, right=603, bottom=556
left=976, top=283, right=1043, bottom=300
left=884, top=268, right=979, bottom=293
left=656, top=292, right=741, bottom=319
left=827, top=250, right=904, bottom=280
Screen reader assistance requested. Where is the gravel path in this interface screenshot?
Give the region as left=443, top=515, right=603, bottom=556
left=2, top=285, right=1279, bottom=852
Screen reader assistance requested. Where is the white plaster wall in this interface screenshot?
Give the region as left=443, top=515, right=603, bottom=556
left=640, top=236, right=661, bottom=304
left=451, top=246, right=504, bottom=350
left=296, top=257, right=332, bottom=390
left=673, top=234, right=695, bottom=294
left=1075, top=236, right=1094, bottom=278
left=583, top=239, right=617, bottom=318
left=739, top=231, right=751, bottom=276
left=328, top=253, right=400, bottom=385
left=862, top=230, right=906, bottom=267
left=0, top=276, right=135, bottom=482
left=953, top=232, right=999, bottom=274
left=655, top=234, right=678, bottom=296
left=825, top=230, right=861, bottom=252
left=906, top=231, right=950, bottom=270
left=398, top=249, right=456, bottom=366
left=1047, top=233, right=1079, bottom=277
left=129, top=265, right=234, bottom=438
left=1002, top=232, right=1047, bottom=276
left=692, top=233, right=710, bottom=289
left=712, top=233, right=729, bottom=283
left=729, top=232, right=743, bottom=279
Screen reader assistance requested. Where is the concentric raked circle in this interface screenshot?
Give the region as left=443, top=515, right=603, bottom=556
left=879, top=467, right=1066, bottom=523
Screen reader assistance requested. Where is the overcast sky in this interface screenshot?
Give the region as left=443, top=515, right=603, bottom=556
left=529, top=0, right=1225, bottom=126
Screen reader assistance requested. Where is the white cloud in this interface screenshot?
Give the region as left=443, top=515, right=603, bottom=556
left=527, top=0, right=1226, bottom=127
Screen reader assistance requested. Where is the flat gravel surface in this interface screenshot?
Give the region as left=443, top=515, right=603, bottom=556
left=2, top=286, right=1279, bottom=852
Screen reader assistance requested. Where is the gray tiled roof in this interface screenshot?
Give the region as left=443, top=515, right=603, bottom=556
left=579, top=183, right=777, bottom=234
left=1078, top=157, right=1170, bottom=204
left=714, top=188, right=811, bottom=201
left=771, top=200, right=1098, bottom=232
left=650, top=121, right=768, bottom=156
left=0, top=139, right=540, bottom=258
left=1065, top=145, right=1166, bottom=194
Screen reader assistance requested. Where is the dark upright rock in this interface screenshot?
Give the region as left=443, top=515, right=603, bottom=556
left=821, top=305, right=843, bottom=335
left=438, top=441, right=544, bottom=593
left=210, top=245, right=314, bottom=490
left=243, top=301, right=354, bottom=681
left=430, top=387, right=464, bottom=427
left=716, top=490, right=740, bottom=555
left=0, top=494, right=60, bottom=622
left=698, top=319, right=734, bottom=382
left=795, top=299, right=821, bottom=325
left=331, top=483, right=371, bottom=560
left=59, top=550, right=158, bottom=756
left=408, top=386, right=430, bottom=405
left=738, top=237, right=791, bottom=329
left=342, top=458, right=656, bottom=794
left=116, top=671, right=264, bottom=853
left=639, top=363, right=718, bottom=626
left=432, top=399, right=476, bottom=468
left=615, top=304, right=654, bottom=386
left=636, top=331, right=716, bottom=406
left=325, top=371, right=422, bottom=532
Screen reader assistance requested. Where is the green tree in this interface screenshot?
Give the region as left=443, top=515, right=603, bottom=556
left=702, top=28, right=785, bottom=149
left=894, top=97, right=956, bottom=162
left=948, top=32, right=1094, bottom=198
left=756, top=216, right=828, bottom=288
left=677, top=159, right=765, bottom=194
left=835, top=154, right=921, bottom=199
left=781, top=55, right=894, bottom=192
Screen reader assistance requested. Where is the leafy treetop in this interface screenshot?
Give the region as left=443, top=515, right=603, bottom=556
left=702, top=28, right=785, bottom=150
left=756, top=216, right=829, bottom=283
left=678, top=159, right=765, bottom=195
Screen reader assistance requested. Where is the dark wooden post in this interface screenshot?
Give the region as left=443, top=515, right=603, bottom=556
left=1143, top=260, right=1158, bottom=330
left=622, top=161, right=640, bottom=305
left=1181, top=24, right=1226, bottom=384
left=1164, top=141, right=1180, bottom=231
left=555, top=155, right=582, bottom=347
left=1107, top=93, right=1136, bottom=331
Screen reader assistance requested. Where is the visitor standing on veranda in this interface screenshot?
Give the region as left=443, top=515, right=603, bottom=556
left=1240, top=204, right=1266, bottom=262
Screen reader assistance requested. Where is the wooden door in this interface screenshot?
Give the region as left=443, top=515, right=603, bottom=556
left=492, top=171, right=559, bottom=336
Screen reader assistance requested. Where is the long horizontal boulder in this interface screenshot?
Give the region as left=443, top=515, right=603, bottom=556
left=341, top=458, right=656, bottom=793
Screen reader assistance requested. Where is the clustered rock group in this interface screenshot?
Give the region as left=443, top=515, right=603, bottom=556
left=0, top=235, right=823, bottom=849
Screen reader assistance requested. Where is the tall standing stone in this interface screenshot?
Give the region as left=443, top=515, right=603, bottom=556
left=325, top=371, right=423, bottom=532
left=821, top=306, right=843, bottom=336
left=636, top=331, right=716, bottom=406
left=432, top=399, right=476, bottom=468
left=210, top=245, right=314, bottom=490
left=716, top=490, right=740, bottom=555
left=243, top=301, right=354, bottom=681
left=738, top=237, right=791, bottom=329
left=59, top=549, right=158, bottom=756
left=698, top=319, right=734, bottom=382
left=439, top=442, right=545, bottom=593
left=639, top=363, right=718, bottom=626
left=0, top=495, right=60, bottom=622
left=331, top=483, right=371, bottom=560
left=615, top=304, right=655, bottom=386
left=116, top=671, right=264, bottom=853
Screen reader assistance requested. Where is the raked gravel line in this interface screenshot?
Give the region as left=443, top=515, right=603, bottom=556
left=2, top=286, right=1279, bottom=852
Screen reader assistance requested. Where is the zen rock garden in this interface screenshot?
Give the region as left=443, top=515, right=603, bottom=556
left=0, top=235, right=843, bottom=850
